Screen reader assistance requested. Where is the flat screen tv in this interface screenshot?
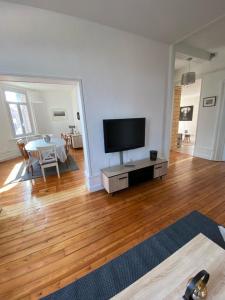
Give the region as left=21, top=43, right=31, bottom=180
left=103, top=118, right=145, bottom=153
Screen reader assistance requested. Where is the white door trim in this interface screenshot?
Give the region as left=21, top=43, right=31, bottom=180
left=163, top=44, right=176, bottom=160
left=212, top=80, right=225, bottom=161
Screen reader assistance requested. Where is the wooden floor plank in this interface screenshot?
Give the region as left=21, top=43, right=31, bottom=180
left=0, top=150, right=225, bottom=299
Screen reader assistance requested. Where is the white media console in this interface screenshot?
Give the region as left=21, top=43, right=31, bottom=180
left=101, top=158, right=168, bottom=194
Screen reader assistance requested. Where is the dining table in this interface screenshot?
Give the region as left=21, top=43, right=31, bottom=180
left=25, top=137, right=67, bottom=163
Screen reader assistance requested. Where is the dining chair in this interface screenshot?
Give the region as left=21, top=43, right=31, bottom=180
left=17, top=139, right=37, bottom=175
left=183, top=130, right=191, bottom=143
left=61, top=133, right=67, bottom=140
left=37, top=145, right=60, bottom=182
left=27, top=134, right=43, bottom=142
left=64, top=135, right=72, bottom=154
left=61, top=133, right=71, bottom=165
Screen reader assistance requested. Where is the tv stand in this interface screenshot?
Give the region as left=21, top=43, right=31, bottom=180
left=119, top=151, right=124, bottom=165
left=101, top=158, right=168, bottom=194
left=124, top=163, right=136, bottom=167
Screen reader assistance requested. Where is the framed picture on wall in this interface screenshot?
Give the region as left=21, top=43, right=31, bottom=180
left=203, top=96, right=216, bottom=107
left=179, top=105, right=194, bottom=121
left=52, top=108, right=67, bottom=121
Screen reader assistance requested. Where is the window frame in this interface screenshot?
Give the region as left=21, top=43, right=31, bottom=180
left=3, top=87, right=35, bottom=138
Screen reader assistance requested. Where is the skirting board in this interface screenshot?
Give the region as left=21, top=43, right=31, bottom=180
left=86, top=174, right=103, bottom=192
left=193, top=146, right=213, bottom=160
left=0, top=150, right=20, bottom=162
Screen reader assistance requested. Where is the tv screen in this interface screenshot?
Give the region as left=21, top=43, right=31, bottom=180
left=103, top=118, right=145, bottom=153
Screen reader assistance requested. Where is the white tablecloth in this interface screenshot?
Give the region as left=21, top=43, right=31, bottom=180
left=25, top=138, right=67, bottom=163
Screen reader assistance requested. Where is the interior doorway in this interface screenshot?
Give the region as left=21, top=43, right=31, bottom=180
left=170, top=79, right=202, bottom=158
left=0, top=75, right=91, bottom=193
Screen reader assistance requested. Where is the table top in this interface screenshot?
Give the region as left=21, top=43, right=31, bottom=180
left=112, top=234, right=225, bottom=300
left=25, top=138, right=65, bottom=152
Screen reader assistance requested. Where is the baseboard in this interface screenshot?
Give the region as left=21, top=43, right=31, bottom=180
left=0, top=150, right=20, bottom=162
left=86, top=174, right=103, bottom=192
left=193, top=146, right=213, bottom=160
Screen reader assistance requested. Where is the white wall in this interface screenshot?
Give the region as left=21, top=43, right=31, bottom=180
left=33, top=88, right=81, bottom=137
left=194, top=70, right=225, bottom=159
left=0, top=2, right=170, bottom=191
left=71, top=88, right=82, bottom=134
left=178, top=81, right=201, bottom=142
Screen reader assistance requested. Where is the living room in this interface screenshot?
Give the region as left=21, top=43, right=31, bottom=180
left=0, top=1, right=225, bottom=299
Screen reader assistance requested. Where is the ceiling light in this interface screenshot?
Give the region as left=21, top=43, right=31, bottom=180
left=181, top=58, right=196, bottom=86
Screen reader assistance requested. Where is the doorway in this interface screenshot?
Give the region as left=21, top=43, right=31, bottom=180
left=0, top=75, right=91, bottom=193
left=170, top=79, right=202, bottom=158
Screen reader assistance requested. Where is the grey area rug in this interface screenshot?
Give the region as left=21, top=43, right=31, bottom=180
left=42, top=211, right=225, bottom=300
left=9, top=155, right=79, bottom=183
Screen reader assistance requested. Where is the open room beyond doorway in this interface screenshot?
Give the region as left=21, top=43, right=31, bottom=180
left=177, top=79, right=201, bottom=156
left=0, top=76, right=89, bottom=202
left=170, top=79, right=201, bottom=158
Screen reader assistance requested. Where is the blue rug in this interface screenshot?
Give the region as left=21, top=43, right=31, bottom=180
left=10, top=155, right=79, bottom=183
left=42, top=211, right=225, bottom=300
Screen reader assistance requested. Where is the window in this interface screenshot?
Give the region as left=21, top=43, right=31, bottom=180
left=4, top=90, right=34, bottom=138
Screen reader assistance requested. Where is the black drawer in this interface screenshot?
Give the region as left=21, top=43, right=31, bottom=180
left=128, top=166, right=154, bottom=186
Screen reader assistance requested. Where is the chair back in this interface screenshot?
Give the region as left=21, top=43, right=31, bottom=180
left=17, top=139, right=29, bottom=160
left=37, top=145, right=57, bottom=165
left=61, top=133, right=71, bottom=153
left=27, top=134, right=43, bottom=142
left=61, top=133, right=66, bottom=139
left=65, top=135, right=71, bottom=148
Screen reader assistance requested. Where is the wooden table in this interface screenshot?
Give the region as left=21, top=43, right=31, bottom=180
left=112, top=234, right=225, bottom=300
left=25, top=138, right=67, bottom=162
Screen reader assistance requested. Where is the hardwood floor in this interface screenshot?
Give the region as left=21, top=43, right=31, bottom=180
left=0, top=150, right=225, bottom=299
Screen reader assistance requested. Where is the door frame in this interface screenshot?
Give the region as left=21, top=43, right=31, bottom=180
left=212, top=80, right=225, bottom=160
left=0, top=74, right=92, bottom=187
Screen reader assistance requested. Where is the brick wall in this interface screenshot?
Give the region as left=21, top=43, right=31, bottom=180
left=170, top=86, right=182, bottom=150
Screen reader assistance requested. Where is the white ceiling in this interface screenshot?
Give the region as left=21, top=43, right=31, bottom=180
left=182, top=15, right=225, bottom=51
left=175, top=52, right=205, bottom=71
left=174, top=14, right=225, bottom=70
left=3, top=0, right=225, bottom=44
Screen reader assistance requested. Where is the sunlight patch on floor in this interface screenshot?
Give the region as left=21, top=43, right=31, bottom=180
left=0, top=184, right=87, bottom=220
left=3, top=161, right=24, bottom=185
left=169, top=156, right=193, bottom=166
left=0, top=182, right=19, bottom=194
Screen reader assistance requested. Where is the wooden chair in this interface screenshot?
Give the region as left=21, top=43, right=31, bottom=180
left=183, top=130, right=191, bottom=143
left=61, top=133, right=72, bottom=166
left=26, top=134, right=43, bottom=142
left=64, top=135, right=72, bottom=155
left=24, top=134, right=42, bottom=143
left=61, top=133, right=67, bottom=140
left=37, top=145, right=60, bottom=182
left=17, top=139, right=34, bottom=175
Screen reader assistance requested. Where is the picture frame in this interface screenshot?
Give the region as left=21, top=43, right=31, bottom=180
left=179, top=105, right=193, bottom=121
left=203, top=96, right=216, bottom=107
left=52, top=108, right=67, bottom=121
